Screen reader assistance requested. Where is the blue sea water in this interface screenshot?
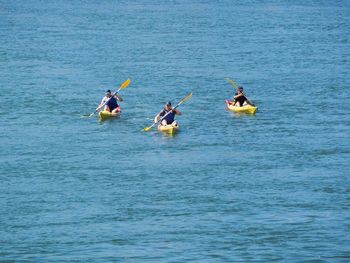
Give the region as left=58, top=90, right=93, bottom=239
left=0, top=0, right=349, bottom=261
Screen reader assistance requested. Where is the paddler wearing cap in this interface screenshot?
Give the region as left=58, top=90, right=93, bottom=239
left=96, top=89, right=123, bottom=114
left=232, top=86, right=255, bottom=107
left=154, top=101, right=182, bottom=126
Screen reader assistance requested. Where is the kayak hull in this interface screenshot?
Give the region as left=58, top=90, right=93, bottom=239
left=226, top=100, right=257, bottom=114
left=99, top=109, right=121, bottom=120
left=157, top=123, right=180, bottom=134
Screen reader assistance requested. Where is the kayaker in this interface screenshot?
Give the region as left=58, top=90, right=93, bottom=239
left=232, top=86, right=255, bottom=107
left=154, top=101, right=181, bottom=126
left=96, top=89, right=123, bottom=113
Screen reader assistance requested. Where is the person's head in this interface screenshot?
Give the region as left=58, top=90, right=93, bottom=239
left=165, top=101, right=172, bottom=110
left=106, top=90, right=112, bottom=97
left=238, top=86, right=244, bottom=93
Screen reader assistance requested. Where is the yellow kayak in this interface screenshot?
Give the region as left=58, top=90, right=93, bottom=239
left=99, top=110, right=120, bottom=120
left=226, top=100, right=257, bottom=114
left=157, top=123, right=180, bottom=134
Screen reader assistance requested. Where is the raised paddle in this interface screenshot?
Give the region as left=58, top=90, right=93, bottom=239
left=143, top=92, right=192, bottom=132
left=225, top=78, right=255, bottom=106
left=225, top=77, right=239, bottom=91
left=88, top=78, right=131, bottom=117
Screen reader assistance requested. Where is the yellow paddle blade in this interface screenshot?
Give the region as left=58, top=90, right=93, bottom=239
left=225, top=78, right=239, bottom=90
left=143, top=126, right=153, bottom=132
left=181, top=92, right=193, bottom=103
left=120, top=78, right=131, bottom=90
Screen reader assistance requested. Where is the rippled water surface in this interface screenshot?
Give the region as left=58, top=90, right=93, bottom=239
left=1, top=0, right=349, bottom=261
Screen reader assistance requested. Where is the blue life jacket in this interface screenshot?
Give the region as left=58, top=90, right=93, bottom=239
left=107, top=96, right=118, bottom=111
left=160, top=109, right=175, bottom=124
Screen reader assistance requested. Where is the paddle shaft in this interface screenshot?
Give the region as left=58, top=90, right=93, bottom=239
left=226, top=78, right=239, bottom=90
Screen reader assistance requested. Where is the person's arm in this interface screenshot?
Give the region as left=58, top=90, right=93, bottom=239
left=234, top=93, right=243, bottom=100
left=173, top=108, right=182, bottom=115
left=115, top=94, right=123, bottom=102
left=96, top=97, right=107, bottom=112
left=154, top=110, right=163, bottom=123
left=231, top=93, right=239, bottom=105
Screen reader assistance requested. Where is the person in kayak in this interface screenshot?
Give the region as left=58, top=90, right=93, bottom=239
left=154, top=101, right=182, bottom=126
left=96, top=89, right=123, bottom=113
left=232, top=86, right=255, bottom=107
